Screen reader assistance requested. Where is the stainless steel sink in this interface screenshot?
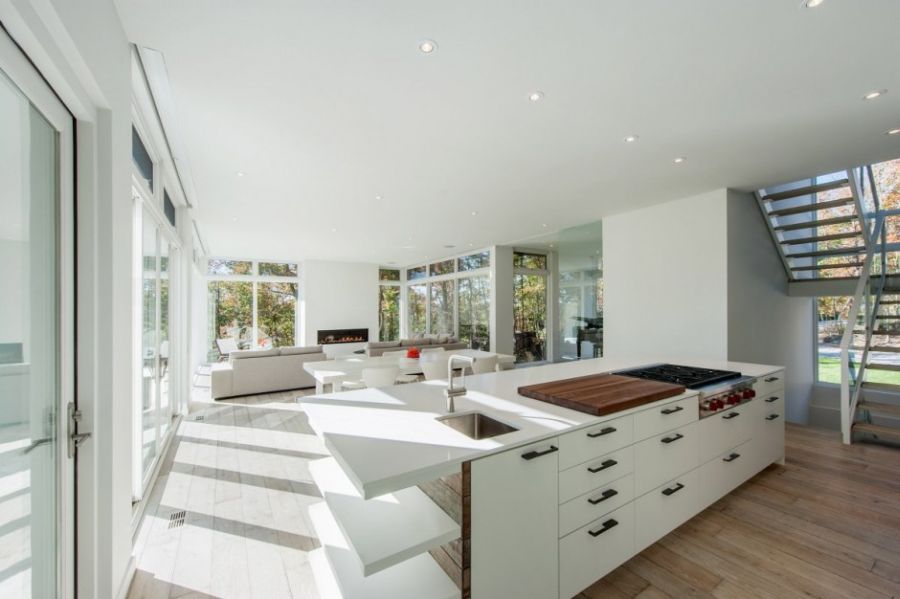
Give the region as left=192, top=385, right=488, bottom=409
left=436, top=411, right=518, bottom=440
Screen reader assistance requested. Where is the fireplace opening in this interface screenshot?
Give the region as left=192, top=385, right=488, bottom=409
left=317, top=328, right=369, bottom=345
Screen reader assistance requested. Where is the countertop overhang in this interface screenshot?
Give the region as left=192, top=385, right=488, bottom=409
left=300, top=356, right=782, bottom=499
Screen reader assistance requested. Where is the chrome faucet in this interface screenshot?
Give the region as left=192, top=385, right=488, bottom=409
left=445, top=355, right=476, bottom=413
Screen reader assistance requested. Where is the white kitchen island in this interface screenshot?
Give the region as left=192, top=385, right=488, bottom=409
left=299, top=356, right=785, bottom=599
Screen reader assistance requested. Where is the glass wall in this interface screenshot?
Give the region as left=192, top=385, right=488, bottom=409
left=408, top=283, right=428, bottom=337
left=206, top=260, right=299, bottom=359
left=514, top=272, right=547, bottom=362
left=378, top=269, right=401, bottom=341
left=430, top=280, right=455, bottom=334
left=556, top=221, right=603, bottom=361
left=459, top=276, right=491, bottom=350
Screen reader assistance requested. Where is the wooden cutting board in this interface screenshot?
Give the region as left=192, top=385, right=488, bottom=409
left=517, top=374, right=686, bottom=416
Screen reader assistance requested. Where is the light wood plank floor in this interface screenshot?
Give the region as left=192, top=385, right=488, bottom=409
left=129, top=382, right=900, bottom=599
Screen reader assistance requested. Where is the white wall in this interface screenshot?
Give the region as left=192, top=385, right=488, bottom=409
left=603, top=189, right=729, bottom=361
left=726, top=190, right=815, bottom=424
left=300, top=260, right=379, bottom=351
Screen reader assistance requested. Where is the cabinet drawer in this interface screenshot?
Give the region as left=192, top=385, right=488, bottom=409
left=634, top=469, right=699, bottom=552
left=697, top=404, right=754, bottom=459
left=634, top=422, right=698, bottom=496
left=559, top=445, right=634, bottom=504
left=560, top=473, right=633, bottom=537
left=697, top=440, right=753, bottom=510
left=560, top=502, right=635, bottom=599
left=758, top=397, right=785, bottom=470
left=559, top=414, right=633, bottom=470
left=754, top=370, right=785, bottom=399
left=633, top=395, right=698, bottom=442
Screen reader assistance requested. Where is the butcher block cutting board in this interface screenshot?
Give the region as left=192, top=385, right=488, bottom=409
left=517, top=374, right=686, bottom=416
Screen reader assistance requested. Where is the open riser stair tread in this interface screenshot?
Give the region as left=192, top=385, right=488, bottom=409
left=780, top=231, right=862, bottom=245
left=861, top=381, right=900, bottom=392
left=774, top=215, right=857, bottom=232
left=762, top=179, right=849, bottom=202
left=784, top=246, right=866, bottom=259
left=852, top=422, right=900, bottom=444
left=791, top=262, right=864, bottom=272
left=767, top=197, right=854, bottom=217
left=858, top=400, right=900, bottom=417
left=866, top=363, right=900, bottom=372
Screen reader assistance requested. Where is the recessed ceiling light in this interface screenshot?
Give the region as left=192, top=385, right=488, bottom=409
left=418, top=40, right=437, bottom=54
left=863, top=89, right=887, bottom=100
left=471, top=211, right=478, bottom=216
left=444, top=244, right=455, bottom=249
left=468, top=243, right=474, bottom=248
left=673, top=157, right=686, bottom=164
left=528, top=91, right=545, bottom=102
left=549, top=243, right=555, bottom=248
left=624, top=135, right=639, bottom=143
left=236, top=171, right=245, bottom=177
left=232, top=217, right=238, bottom=222
left=375, top=195, right=383, bottom=201
left=886, top=128, right=900, bottom=136
left=802, top=0, right=824, bottom=7
left=541, top=223, right=548, bottom=228
left=330, top=228, right=337, bottom=233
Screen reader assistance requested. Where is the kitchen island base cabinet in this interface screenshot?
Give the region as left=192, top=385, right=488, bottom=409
left=634, top=469, right=699, bottom=553
left=470, top=438, right=559, bottom=599
left=559, top=503, right=635, bottom=599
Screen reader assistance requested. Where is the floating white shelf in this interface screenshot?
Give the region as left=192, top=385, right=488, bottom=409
left=309, top=457, right=460, bottom=576
left=308, top=501, right=459, bottom=599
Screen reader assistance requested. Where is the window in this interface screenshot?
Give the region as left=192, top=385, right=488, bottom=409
left=408, top=284, right=427, bottom=337
left=407, top=265, right=427, bottom=281
left=378, top=285, right=400, bottom=341
left=514, top=274, right=547, bottom=362
left=430, top=280, right=455, bottom=334
left=257, top=282, right=298, bottom=347
left=458, top=251, right=490, bottom=271
left=207, top=281, right=254, bottom=357
left=514, top=251, right=547, bottom=270
left=132, top=125, right=154, bottom=191
left=140, top=213, right=158, bottom=475
left=163, top=190, right=176, bottom=227
left=208, top=259, right=252, bottom=276
left=459, top=276, right=490, bottom=350
left=430, top=259, right=455, bottom=277
left=379, top=268, right=400, bottom=282
left=259, top=261, right=298, bottom=277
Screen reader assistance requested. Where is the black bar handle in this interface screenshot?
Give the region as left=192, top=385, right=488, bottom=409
left=723, top=452, right=741, bottom=463
left=587, top=426, right=616, bottom=438
left=766, top=414, right=780, bottom=421
left=662, top=482, right=685, bottom=496
left=661, top=405, right=684, bottom=415
left=588, top=489, right=619, bottom=505
left=521, top=445, right=558, bottom=461
left=588, top=518, right=618, bottom=537
left=765, top=396, right=779, bottom=403
left=661, top=433, right=684, bottom=444
left=723, top=412, right=740, bottom=420
left=587, top=459, right=618, bottom=473
left=764, top=376, right=780, bottom=383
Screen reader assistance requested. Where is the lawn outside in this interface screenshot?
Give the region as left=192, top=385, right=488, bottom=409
left=818, top=355, right=900, bottom=385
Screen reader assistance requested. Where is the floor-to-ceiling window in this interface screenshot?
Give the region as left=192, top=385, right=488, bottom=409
left=378, top=268, right=401, bottom=341
left=514, top=251, right=548, bottom=363
left=206, top=259, right=299, bottom=360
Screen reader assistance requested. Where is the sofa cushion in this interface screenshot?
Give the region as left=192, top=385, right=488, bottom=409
left=366, top=341, right=401, bottom=350
left=230, top=349, right=279, bottom=361
left=401, top=338, right=431, bottom=346
left=279, top=345, right=324, bottom=356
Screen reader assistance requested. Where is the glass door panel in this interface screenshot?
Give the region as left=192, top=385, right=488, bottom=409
left=159, top=241, right=171, bottom=439
left=514, top=274, right=547, bottom=362
left=0, top=64, right=68, bottom=598
left=140, top=213, right=158, bottom=477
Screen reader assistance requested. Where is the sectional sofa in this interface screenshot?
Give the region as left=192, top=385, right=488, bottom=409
left=365, top=336, right=468, bottom=357
left=210, top=345, right=327, bottom=399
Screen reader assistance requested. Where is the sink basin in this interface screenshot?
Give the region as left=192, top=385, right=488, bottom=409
left=436, top=411, right=519, bottom=440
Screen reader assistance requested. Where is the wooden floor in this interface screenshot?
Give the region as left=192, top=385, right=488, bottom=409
left=578, top=424, right=900, bottom=599
left=129, top=380, right=900, bottom=599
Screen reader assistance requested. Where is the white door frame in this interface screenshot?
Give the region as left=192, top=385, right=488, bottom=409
left=0, top=26, right=76, bottom=599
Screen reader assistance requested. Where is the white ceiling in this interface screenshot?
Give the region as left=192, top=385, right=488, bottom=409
left=115, top=0, right=900, bottom=265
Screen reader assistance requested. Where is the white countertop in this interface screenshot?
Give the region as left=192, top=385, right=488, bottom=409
left=300, top=356, right=782, bottom=499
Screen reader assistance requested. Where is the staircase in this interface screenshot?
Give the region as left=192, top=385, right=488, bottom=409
left=757, top=166, right=900, bottom=446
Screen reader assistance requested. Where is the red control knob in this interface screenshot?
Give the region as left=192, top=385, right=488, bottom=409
left=708, top=401, right=718, bottom=411
left=715, top=399, right=725, bottom=410
left=742, top=389, right=754, bottom=399
left=728, top=394, right=740, bottom=405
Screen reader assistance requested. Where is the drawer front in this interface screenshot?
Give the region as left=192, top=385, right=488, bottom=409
left=559, top=473, right=634, bottom=537
left=559, top=414, right=634, bottom=471
left=633, top=395, right=698, bottom=442
left=634, top=422, right=698, bottom=496
left=634, top=469, right=699, bottom=552
left=697, top=404, right=754, bottom=458
left=758, top=396, right=785, bottom=470
left=560, top=502, right=635, bottom=599
left=696, top=440, right=753, bottom=511
left=754, top=370, right=785, bottom=399
left=559, top=445, right=634, bottom=504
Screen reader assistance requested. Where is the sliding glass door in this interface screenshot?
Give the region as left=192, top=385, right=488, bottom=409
left=0, top=32, right=75, bottom=598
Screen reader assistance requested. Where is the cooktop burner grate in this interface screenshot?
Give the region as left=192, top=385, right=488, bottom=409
left=615, top=364, right=742, bottom=389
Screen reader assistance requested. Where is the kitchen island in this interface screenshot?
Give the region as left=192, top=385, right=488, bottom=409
left=300, top=356, right=785, bottom=599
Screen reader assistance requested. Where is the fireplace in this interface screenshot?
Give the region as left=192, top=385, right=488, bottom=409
left=317, top=328, right=369, bottom=345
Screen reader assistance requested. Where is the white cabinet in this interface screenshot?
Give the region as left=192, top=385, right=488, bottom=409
left=634, top=469, right=699, bottom=552
left=470, top=439, right=559, bottom=599
left=559, top=445, right=634, bottom=503
left=757, top=393, right=785, bottom=469
left=754, top=369, right=785, bottom=399
left=633, top=421, right=698, bottom=496
left=697, top=404, right=754, bottom=459
left=559, top=473, right=634, bottom=537
left=696, top=440, right=753, bottom=510
left=558, top=414, right=634, bottom=470
left=559, top=503, right=635, bottom=599
left=633, top=395, right=697, bottom=441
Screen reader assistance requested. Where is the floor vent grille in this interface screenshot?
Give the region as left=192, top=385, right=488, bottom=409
left=194, top=415, right=205, bottom=421
left=168, top=510, right=186, bottom=529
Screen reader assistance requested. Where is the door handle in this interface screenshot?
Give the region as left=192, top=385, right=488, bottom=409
left=68, top=402, right=91, bottom=458
left=521, top=445, right=558, bottom=461
left=588, top=518, right=618, bottom=537
left=723, top=452, right=741, bottom=463
left=661, top=405, right=684, bottom=415
left=766, top=414, right=780, bottom=421
left=23, top=437, right=53, bottom=454
left=587, top=426, right=616, bottom=438
left=765, top=396, right=779, bottom=403
left=662, top=482, right=685, bottom=496
left=588, top=489, right=619, bottom=505
left=661, top=433, right=683, bottom=444
left=764, top=376, right=779, bottom=383
left=723, top=412, right=740, bottom=420
left=587, top=459, right=618, bottom=473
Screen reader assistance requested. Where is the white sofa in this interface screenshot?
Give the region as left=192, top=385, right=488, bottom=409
left=210, top=345, right=327, bottom=399
left=365, top=336, right=468, bottom=357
